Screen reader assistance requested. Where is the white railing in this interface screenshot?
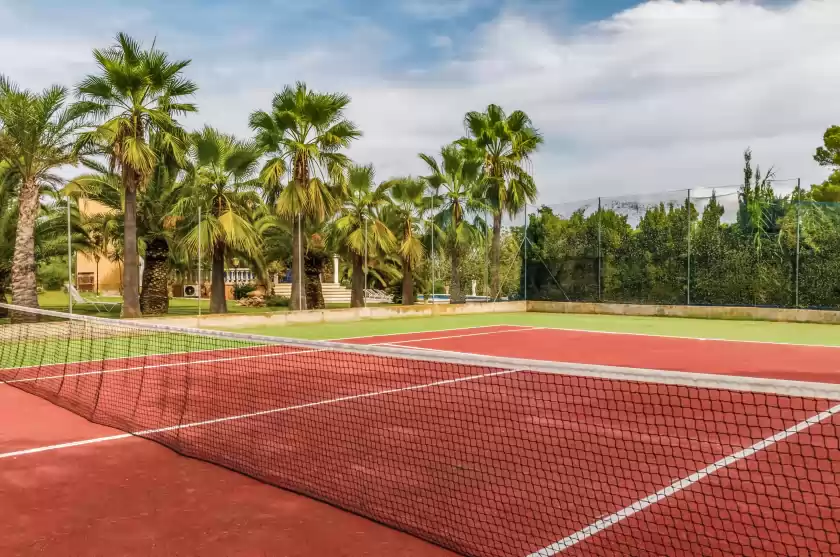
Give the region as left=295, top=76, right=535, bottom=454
left=364, top=289, right=393, bottom=303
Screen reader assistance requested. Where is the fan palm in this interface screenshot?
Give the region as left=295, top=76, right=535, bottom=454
left=328, top=164, right=395, bottom=307
left=459, top=104, right=541, bottom=297
left=74, top=33, right=197, bottom=317
left=383, top=177, right=427, bottom=305
left=173, top=127, right=263, bottom=314
left=67, top=150, right=183, bottom=314
left=0, top=76, right=87, bottom=312
left=250, top=81, right=361, bottom=310
left=420, top=144, right=490, bottom=303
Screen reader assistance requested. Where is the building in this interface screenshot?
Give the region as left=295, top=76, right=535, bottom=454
left=75, top=199, right=123, bottom=294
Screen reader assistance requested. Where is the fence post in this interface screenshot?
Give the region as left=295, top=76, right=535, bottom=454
left=197, top=205, right=202, bottom=318
left=686, top=189, right=691, bottom=306
left=795, top=178, right=801, bottom=308
left=597, top=197, right=602, bottom=302
left=523, top=204, right=527, bottom=303
left=67, top=197, right=73, bottom=315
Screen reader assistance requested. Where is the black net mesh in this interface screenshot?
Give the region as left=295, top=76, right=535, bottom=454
left=2, top=304, right=839, bottom=556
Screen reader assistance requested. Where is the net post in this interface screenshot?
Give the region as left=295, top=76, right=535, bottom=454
left=597, top=197, right=602, bottom=302
left=686, top=188, right=691, bottom=306
left=67, top=195, right=73, bottom=315
left=795, top=178, right=801, bottom=308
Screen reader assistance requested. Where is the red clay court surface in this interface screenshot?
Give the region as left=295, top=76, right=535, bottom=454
left=2, top=324, right=840, bottom=556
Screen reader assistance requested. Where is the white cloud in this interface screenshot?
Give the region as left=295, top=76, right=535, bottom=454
left=1, top=0, right=839, bottom=207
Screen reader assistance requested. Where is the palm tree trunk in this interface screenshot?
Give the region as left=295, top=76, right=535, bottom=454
left=0, top=272, right=9, bottom=318
left=350, top=254, right=364, bottom=308
left=290, top=216, right=306, bottom=311
left=450, top=247, right=463, bottom=303
left=304, top=251, right=326, bottom=310
left=10, top=177, right=41, bottom=315
left=401, top=258, right=414, bottom=305
left=122, top=181, right=141, bottom=317
left=139, top=237, right=170, bottom=316
left=210, top=240, right=227, bottom=314
left=490, top=211, right=502, bottom=298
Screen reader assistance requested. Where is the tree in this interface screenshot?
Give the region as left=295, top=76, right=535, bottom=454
left=174, top=127, right=263, bottom=314
left=67, top=154, right=183, bottom=314
left=250, top=82, right=361, bottom=311
left=814, top=125, right=840, bottom=169
left=0, top=76, right=87, bottom=311
left=74, top=33, right=197, bottom=317
left=329, top=164, right=395, bottom=307
left=460, top=104, right=541, bottom=299
left=384, top=177, right=427, bottom=305
left=420, top=144, right=489, bottom=303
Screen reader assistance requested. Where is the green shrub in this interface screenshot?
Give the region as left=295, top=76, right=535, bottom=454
left=265, top=295, right=289, bottom=308
left=233, top=283, right=256, bottom=300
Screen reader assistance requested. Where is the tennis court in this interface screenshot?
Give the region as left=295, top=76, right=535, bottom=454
left=2, top=305, right=839, bottom=556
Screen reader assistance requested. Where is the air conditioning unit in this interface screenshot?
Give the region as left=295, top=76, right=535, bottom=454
left=183, top=284, right=200, bottom=298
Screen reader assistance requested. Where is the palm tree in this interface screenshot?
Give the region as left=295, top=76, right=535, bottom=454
left=250, top=81, right=361, bottom=311
left=74, top=33, right=197, bottom=317
left=460, top=104, right=541, bottom=298
left=0, top=76, right=87, bottom=311
left=0, top=162, right=18, bottom=311
left=420, top=144, right=489, bottom=303
left=67, top=155, right=182, bottom=314
left=329, top=164, right=395, bottom=307
left=384, top=177, right=427, bottom=305
left=173, top=127, right=263, bottom=314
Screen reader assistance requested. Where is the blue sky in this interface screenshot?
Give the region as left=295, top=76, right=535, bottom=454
left=1, top=0, right=837, bottom=205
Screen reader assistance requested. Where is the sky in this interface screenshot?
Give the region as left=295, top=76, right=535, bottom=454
left=1, top=0, right=838, bottom=207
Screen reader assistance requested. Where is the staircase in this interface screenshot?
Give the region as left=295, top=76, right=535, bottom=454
left=273, top=282, right=352, bottom=305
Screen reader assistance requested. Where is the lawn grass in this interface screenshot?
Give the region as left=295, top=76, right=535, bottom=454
left=35, top=290, right=292, bottom=318
left=215, top=310, right=840, bottom=346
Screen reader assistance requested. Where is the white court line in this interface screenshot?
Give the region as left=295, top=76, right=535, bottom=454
left=3, top=324, right=527, bottom=374
left=327, top=323, right=533, bottom=342
left=526, top=402, right=840, bottom=557
left=2, top=345, right=331, bottom=385
left=0, top=367, right=523, bottom=459
left=525, top=325, right=840, bottom=350
left=364, top=326, right=540, bottom=346
left=2, top=326, right=536, bottom=386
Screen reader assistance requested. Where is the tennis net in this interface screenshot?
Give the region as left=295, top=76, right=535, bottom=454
left=1, top=303, right=839, bottom=556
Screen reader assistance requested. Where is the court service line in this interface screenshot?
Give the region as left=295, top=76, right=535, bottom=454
left=525, top=325, right=840, bottom=350
left=4, top=324, right=523, bottom=374
left=328, top=323, right=533, bottom=342
left=2, top=326, right=537, bottom=386
left=526, top=402, right=840, bottom=557
left=2, top=345, right=332, bottom=385
left=0, top=367, right=524, bottom=459
left=357, top=326, right=541, bottom=346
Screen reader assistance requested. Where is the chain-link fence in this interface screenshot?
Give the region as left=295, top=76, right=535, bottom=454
left=522, top=179, right=840, bottom=309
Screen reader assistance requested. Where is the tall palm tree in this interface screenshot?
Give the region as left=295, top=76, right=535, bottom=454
left=383, top=177, right=427, bottom=305
left=329, top=164, right=395, bottom=307
left=74, top=33, right=197, bottom=317
left=0, top=76, right=87, bottom=311
left=420, top=144, right=489, bottom=303
left=460, top=104, right=541, bottom=297
left=250, top=81, right=361, bottom=311
left=67, top=154, right=183, bottom=314
left=0, top=162, right=18, bottom=310
left=173, top=126, right=263, bottom=314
